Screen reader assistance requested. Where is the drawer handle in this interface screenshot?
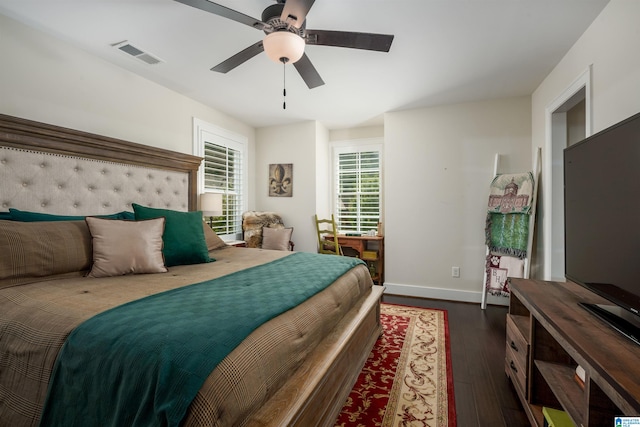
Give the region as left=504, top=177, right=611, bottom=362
left=510, top=361, right=518, bottom=373
left=510, top=341, right=519, bottom=352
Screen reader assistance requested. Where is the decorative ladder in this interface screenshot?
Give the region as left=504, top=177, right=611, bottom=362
left=481, top=147, right=541, bottom=309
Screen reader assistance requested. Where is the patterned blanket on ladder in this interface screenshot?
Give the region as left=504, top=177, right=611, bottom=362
left=485, top=172, right=534, bottom=297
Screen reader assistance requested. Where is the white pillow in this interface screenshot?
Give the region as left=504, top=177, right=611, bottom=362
left=85, top=217, right=168, bottom=278
left=261, top=227, right=293, bottom=251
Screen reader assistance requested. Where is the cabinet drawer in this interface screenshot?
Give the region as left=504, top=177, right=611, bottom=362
left=505, top=314, right=529, bottom=398
left=506, top=314, right=529, bottom=369
left=505, top=344, right=527, bottom=397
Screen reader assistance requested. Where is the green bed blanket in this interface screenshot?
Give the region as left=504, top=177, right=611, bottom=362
left=39, top=252, right=364, bottom=427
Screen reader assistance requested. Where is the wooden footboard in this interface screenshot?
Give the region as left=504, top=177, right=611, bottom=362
left=247, top=285, right=384, bottom=427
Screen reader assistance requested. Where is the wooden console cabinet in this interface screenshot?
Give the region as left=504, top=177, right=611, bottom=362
left=507, top=278, right=640, bottom=426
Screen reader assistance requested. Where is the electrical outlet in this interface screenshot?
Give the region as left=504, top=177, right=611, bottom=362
left=452, top=266, right=460, bottom=278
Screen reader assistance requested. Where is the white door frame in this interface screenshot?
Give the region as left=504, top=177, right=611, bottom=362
left=542, top=65, right=592, bottom=280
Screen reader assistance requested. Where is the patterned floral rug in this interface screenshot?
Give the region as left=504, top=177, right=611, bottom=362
left=335, top=303, right=456, bottom=427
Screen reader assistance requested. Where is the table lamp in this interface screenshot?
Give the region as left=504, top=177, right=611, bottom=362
left=200, top=193, right=223, bottom=228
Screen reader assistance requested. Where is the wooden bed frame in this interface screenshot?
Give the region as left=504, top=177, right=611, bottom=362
left=0, top=113, right=383, bottom=427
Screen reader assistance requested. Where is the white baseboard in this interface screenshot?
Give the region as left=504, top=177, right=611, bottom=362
left=383, top=282, right=510, bottom=306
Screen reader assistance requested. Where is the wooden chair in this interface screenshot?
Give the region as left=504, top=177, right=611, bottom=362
left=314, top=214, right=343, bottom=255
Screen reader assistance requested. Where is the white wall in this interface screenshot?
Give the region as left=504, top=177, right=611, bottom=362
left=0, top=13, right=255, bottom=158
left=384, top=97, right=531, bottom=302
left=315, top=123, right=331, bottom=219
left=531, top=0, right=640, bottom=279
left=329, top=125, right=384, bottom=142
left=255, top=121, right=326, bottom=253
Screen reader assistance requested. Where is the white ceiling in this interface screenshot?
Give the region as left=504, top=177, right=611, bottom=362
left=0, top=0, right=609, bottom=130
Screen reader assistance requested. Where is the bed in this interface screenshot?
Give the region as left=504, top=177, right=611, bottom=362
left=0, top=114, right=383, bottom=427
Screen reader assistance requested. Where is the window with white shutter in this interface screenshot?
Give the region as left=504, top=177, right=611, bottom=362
left=332, top=140, right=382, bottom=234
left=194, top=119, right=247, bottom=240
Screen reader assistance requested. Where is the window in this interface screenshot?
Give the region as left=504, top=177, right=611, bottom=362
left=332, top=140, right=382, bottom=234
left=194, top=119, right=247, bottom=240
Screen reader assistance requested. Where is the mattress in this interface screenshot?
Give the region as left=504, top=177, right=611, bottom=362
left=0, top=247, right=373, bottom=427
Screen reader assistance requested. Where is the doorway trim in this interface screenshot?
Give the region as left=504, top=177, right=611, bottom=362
left=542, top=65, right=592, bottom=280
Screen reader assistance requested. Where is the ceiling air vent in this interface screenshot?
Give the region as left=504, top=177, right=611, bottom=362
left=112, top=41, right=163, bottom=65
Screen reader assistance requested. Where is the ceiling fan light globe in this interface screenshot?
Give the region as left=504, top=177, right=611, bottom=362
left=263, top=31, right=305, bottom=64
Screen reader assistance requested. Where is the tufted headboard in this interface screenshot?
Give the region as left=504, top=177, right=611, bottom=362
left=0, top=114, right=202, bottom=215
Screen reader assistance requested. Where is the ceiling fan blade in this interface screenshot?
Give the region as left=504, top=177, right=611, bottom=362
left=211, top=41, right=264, bottom=73
left=293, top=53, right=324, bottom=89
left=174, top=0, right=268, bottom=30
left=306, top=29, right=394, bottom=52
left=280, top=0, right=316, bottom=29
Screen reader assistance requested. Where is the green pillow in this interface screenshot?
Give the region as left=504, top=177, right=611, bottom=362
left=0, top=212, right=11, bottom=221
left=132, top=204, right=212, bottom=267
left=9, top=208, right=134, bottom=222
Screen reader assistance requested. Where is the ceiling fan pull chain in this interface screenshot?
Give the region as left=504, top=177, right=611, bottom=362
left=282, top=58, right=287, bottom=109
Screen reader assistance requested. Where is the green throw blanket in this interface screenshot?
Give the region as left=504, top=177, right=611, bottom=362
left=486, top=212, right=529, bottom=259
left=39, top=252, right=364, bottom=427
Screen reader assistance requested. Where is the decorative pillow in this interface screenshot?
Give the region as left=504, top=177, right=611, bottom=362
left=85, top=217, right=168, bottom=278
left=132, top=204, right=212, bottom=267
left=0, top=212, right=11, bottom=220
left=202, top=221, right=227, bottom=251
left=0, top=220, right=92, bottom=288
left=9, top=208, right=134, bottom=222
left=261, top=227, right=293, bottom=251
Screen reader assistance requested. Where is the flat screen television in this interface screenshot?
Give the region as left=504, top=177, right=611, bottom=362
left=564, top=111, right=640, bottom=345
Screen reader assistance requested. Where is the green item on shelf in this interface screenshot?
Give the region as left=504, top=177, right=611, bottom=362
left=542, top=407, right=573, bottom=427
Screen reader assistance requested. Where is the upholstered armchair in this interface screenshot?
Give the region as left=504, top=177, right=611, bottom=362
left=242, top=211, right=294, bottom=251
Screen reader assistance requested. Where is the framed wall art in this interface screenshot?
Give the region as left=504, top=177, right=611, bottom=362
left=269, top=163, right=293, bottom=197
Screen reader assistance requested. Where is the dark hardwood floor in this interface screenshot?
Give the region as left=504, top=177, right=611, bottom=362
left=382, top=294, right=530, bottom=427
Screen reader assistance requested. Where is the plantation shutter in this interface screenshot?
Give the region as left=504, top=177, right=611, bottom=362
left=334, top=145, right=381, bottom=234
left=203, top=141, right=243, bottom=237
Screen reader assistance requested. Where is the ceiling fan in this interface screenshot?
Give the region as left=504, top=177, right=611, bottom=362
left=174, top=0, right=394, bottom=89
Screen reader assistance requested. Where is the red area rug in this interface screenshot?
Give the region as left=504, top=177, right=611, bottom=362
left=335, top=303, right=456, bottom=427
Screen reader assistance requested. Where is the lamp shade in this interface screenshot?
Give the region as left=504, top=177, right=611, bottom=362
left=200, top=193, right=223, bottom=215
left=263, top=31, right=305, bottom=64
